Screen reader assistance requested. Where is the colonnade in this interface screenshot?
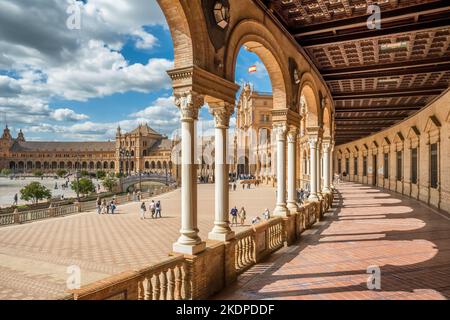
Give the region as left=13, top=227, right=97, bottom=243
left=171, top=91, right=334, bottom=255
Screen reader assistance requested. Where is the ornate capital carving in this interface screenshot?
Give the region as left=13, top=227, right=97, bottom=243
left=209, top=104, right=234, bottom=128
left=174, top=91, right=204, bottom=121
left=287, top=126, right=299, bottom=143
left=273, top=123, right=287, bottom=141
left=308, top=135, right=319, bottom=148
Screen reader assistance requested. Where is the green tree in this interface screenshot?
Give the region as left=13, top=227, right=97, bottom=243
left=20, top=182, right=52, bottom=204
left=80, top=170, right=90, bottom=177
left=96, top=170, right=106, bottom=180
left=56, top=169, right=67, bottom=178
left=0, top=168, right=12, bottom=176
left=102, top=176, right=118, bottom=192
left=71, top=178, right=95, bottom=197
left=116, top=172, right=125, bottom=178
left=33, top=170, right=44, bottom=177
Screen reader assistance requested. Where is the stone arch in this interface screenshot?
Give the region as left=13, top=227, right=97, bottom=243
left=299, top=73, right=321, bottom=129
left=103, top=161, right=108, bottom=169
left=59, top=162, right=65, bottom=169
left=151, top=161, right=156, bottom=169
left=225, top=19, right=291, bottom=110
left=156, top=0, right=208, bottom=69
left=322, top=104, right=332, bottom=139
left=110, top=162, right=115, bottom=170
left=35, top=161, right=42, bottom=170
left=145, top=161, right=150, bottom=170
left=96, top=161, right=102, bottom=170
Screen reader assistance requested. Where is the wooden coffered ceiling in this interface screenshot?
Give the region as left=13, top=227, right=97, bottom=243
left=259, top=0, right=450, bottom=145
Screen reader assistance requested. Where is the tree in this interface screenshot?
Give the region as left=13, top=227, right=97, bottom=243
left=20, top=182, right=52, bottom=204
left=0, top=168, right=12, bottom=176
left=80, top=170, right=90, bottom=177
left=96, top=170, right=106, bottom=180
left=56, top=169, right=67, bottom=178
left=102, top=176, right=118, bottom=192
left=33, top=170, right=43, bottom=177
left=71, top=178, right=95, bottom=197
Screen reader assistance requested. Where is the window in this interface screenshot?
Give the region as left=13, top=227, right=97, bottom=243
left=396, top=151, right=402, bottom=181
left=430, top=143, right=438, bottom=189
left=345, top=158, right=349, bottom=174
left=354, top=157, right=358, bottom=176
left=338, top=159, right=342, bottom=174
left=411, top=148, right=418, bottom=184
left=363, top=156, right=367, bottom=176
left=383, top=153, right=389, bottom=178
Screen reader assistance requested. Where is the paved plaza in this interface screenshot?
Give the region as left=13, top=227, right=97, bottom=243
left=0, top=183, right=275, bottom=300
left=215, top=182, right=450, bottom=300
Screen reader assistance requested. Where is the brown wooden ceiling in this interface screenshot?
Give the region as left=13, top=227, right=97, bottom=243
left=259, top=0, right=450, bottom=145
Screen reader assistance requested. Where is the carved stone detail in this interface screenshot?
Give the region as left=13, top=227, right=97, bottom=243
left=174, top=91, right=204, bottom=121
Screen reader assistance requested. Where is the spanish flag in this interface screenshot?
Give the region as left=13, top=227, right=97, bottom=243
left=248, top=65, right=257, bottom=73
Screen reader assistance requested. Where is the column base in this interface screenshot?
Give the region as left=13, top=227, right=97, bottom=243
left=172, top=241, right=206, bottom=255
left=208, top=231, right=235, bottom=241
left=274, top=204, right=289, bottom=217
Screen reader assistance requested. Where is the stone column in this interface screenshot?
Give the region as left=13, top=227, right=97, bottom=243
left=286, top=126, right=299, bottom=212
left=330, top=142, right=335, bottom=188
left=317, top=138, right=322, bottom=195
left=273, top=124, right=288, bottom=216
left=208, top=103, right=235, bottom=241
left=308, top=136, right=319, bottom=201
left=322, top=140, right=331, bottom=193
left=172, top=91, right=206, bottom=255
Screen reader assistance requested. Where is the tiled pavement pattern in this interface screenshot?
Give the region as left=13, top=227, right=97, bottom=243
left=0, top=184, right=276, bottom=300
left=215, top=182, right=450, bottom=300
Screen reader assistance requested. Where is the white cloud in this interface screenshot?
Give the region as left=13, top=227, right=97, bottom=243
left=51, top=108, right=89, bottom=121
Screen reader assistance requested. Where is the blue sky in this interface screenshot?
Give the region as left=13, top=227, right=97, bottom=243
left=0, top=0, right=271, bottom=141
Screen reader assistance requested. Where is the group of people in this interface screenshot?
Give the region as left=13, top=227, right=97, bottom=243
left=140, top=200, right=162, bottom=220
left=229, top=206, right=271, bottom=227
left=297, top=188, right=310, bottom=204
left=96, top=197, right=117, bottom=214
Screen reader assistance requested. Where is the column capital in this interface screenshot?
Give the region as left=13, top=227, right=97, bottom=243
left=308, top=135, right=319, bottom=147
left=287, top=126, right=299, bottom=143
left=208, top=102, right=234, bottom=129
left=174, top=91, right=204, bottom=122
left=273, top=123, right=288, bottom=141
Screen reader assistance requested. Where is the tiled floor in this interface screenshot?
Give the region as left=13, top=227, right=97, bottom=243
left=214, top=182, right=450, bottom=300
left=0, top=184, right=276, bottom=300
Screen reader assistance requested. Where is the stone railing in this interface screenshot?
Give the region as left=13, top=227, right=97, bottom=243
left=66, top=192, right=334, bottom=301
left=0, top=185, right=177, bottom=227
left=70, top=255, right=188, bottom=300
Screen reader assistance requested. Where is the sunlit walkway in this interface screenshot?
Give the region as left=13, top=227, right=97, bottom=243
left=0, top=184, right=275, bottom=300
left=215, top=182, right=450, bottom=300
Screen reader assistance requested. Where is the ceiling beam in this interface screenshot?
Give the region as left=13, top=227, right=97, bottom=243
left=291, top=1, right=450, bottom=36
left=335, top=106, right=422, bottom=113
left=332, top=87, right=445, bottom=100
left=299, top=17, right=450, bottom=47
left=324, top=63, right=450, bottom=81
left=320, top=56, right=450, bottom=76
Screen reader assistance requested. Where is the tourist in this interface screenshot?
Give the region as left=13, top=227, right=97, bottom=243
left=149, top=200, right=156, bottom=218
left=239, top=207, right=246, bottom=225
left=155, top=201, right=162, bottom=218
left=140, top=201, right=147, bottom=220
left=133, top=190, right=137, bottom=202
left=96, top=197, right=101, bottom=214
left=101, top=199, right=107, bottom=214
left=230, top=206, right=238, bottom=227
left=110, top=200, right=116, bottom=214
left=13, top=193, right=18, bottom=206
left=251, top=216, right=261, bottom=225
left=263, top=208, right=270, bottom=220
left=233, top=182, right=237, bottom=191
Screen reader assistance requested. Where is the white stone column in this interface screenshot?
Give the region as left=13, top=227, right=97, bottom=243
left=209, top=104, right=235, bottom=241
left=287, top=127, right=299, bottom=212
left=173, top=91, right=206, bottom=255
left=322, top=140, right=331, bottom=193
left=273, top=124, right=288, bottom=216
left=308, top=136, right=319, bottom=201
left=330, top=142, right=335, bottom=188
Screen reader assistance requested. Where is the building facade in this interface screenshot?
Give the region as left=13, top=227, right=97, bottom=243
left=0, top=124, right=173, bottom=176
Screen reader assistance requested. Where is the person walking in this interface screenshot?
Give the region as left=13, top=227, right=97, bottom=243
left=96, top=197, right=101, bottom=214
left=230, top=206, right=238, bottom=227
left=155, top=201, right=162, bottom=218
left=13, top=193, right=18, bottom=206
left=149, top=200, right=156, bottom=218
left=140, top=201, right=147, bottom=220
left=110, top=200, right=116, bottom=214
left=239, top=207, right=246, bottom=226
left=101, top=199, right=107, bottom=214
left=233, top=182, right=237, bottom=191
left=263, top=208, right=270, bottom=220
